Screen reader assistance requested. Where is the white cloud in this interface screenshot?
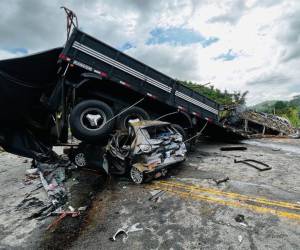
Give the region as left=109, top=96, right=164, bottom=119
left=0, top=50, right=25, bottom=60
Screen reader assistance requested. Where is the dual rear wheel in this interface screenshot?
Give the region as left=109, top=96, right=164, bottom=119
left=69, top=99, right=150, bottom=142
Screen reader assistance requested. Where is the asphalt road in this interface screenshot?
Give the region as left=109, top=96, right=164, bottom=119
left=0, top=139, right=300, bottom=249
left=70, top=139, right=300, bottom=250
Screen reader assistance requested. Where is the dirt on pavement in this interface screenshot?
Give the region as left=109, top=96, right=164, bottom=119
left=0, top=138, right=300, bottom=249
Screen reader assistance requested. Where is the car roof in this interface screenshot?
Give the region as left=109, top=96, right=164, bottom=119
left=129, top=120, right=170, bottom=129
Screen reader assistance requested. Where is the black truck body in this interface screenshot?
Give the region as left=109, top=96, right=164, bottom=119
left=0, top=27, right=228, bottom=158
left=61, top=28, right=219, bottom=120
left=57, top=28, right=221, bottom=140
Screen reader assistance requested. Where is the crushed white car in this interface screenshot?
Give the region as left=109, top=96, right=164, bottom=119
left=107, top=120, right=187, bottom=184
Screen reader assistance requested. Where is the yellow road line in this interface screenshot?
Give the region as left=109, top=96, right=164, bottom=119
left=149, top=184, right=300, bottom=221
left=157, top=180, right=300, bottom=211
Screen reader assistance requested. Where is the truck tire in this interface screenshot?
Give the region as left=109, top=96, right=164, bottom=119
left=116, top=107, right=150, bottom=131
left=70, top=100, right=114, bottom=142
left=172, top=124, right=187, bottom=140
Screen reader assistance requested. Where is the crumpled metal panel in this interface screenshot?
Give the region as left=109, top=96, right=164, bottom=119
left=239, top=111, right=297, bottom=135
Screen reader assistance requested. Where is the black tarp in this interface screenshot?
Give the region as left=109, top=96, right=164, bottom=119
left=0, top=48, right=63, bottom=158
left=0, top=47, right=62, bottom=123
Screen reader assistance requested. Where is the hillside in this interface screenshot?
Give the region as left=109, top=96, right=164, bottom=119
left=251, top=100, right=278, bottom=112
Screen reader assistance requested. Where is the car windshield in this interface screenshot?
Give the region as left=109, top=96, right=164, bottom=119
left=144, top=125, right=174, bottom=139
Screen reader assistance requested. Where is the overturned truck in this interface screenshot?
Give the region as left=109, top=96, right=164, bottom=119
left=0, top=17, right=229, bottom=160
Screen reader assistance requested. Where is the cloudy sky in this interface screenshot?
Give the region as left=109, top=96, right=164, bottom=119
left=0, top=0, right=299, bottom=105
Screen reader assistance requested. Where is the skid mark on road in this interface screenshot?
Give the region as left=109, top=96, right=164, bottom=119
left=148, top=180, right=300, bottom=221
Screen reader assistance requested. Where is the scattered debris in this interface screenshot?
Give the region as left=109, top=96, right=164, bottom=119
left=234, top=159, right=272, bottom=171
left=238, top=110, right=297, bottom=136
left=238, top=235, right=243, bottom=243
left=110, top=228, right=128, bottom=241
left=272, top=148, right=281, bottom=151
left=127, top=223, right=143, bottom=233
left=110, top=223, right=143, bottom=242
left=25, top=168, right=38, bottom=175
left=36, top=154, right=76, bottom=208
left=149, top=190, right=166, bottom=202
left=213, top=176, right=230, bottom=185
left=78, top=206, right=88, bottom=211
left=47, top=210, right=80, bottom=231
left=220, top=146, right=247, bottom=151
left=224, top=107, right=297, bottom=137
left=235, top=214, right=245, bottom=223
left=68, top=206, right=75, bottom=212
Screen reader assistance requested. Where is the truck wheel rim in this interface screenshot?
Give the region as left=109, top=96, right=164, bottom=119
left=130, top=167, right=143, bottom=184
left=80, top=108, right=107, bottom=131
left=74, top=153, right=86, bottom=167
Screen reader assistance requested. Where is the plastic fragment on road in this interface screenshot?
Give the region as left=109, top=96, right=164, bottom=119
left=213, top=177, right=229, bottom=185
left=234, top=214, right=245, bottom=223
left=109, top=228, right=128, bottom=241
left=238, top=235, right=243, bottom=243
left=25, top=168, right=38, bottom=175
left=110, top=223, right=143, bottom=242
left=127, top=223, right=143, bottom=233
left=68, top=205, right=75, bottom=212
left=78, top=206, right=88, bottom=211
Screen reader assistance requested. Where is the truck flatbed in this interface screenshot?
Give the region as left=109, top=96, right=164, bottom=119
left=60, top=28, right=220, bottom=124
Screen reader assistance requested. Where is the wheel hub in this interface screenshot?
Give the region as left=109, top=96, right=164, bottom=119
left=80, top=108, right=107, bottom=131
left=74, top=153, right=86, bottom=167
left=130, top=166, right=144, bottom=184
left=86, top=114, right=102, bottom=127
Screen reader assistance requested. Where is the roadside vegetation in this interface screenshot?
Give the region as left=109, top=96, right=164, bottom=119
left=182, top=80, right=300, bottom=127
left=181, top=80, right=236, bottom=105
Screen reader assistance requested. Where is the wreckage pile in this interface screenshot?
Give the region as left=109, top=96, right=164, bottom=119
left=223, top=106, right=298, bottom=138
left=239, top=111, right=297, bottom=136
left=17, top=120, right=188, bottom=219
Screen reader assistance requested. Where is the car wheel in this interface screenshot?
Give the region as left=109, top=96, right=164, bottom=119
left=74, top=152, right=87, bottom=167
left=130, top=166, right=144, bottom=184
left=70, top=100, right=114, bottom=142
left=116, top=107, right=150, bottom=131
